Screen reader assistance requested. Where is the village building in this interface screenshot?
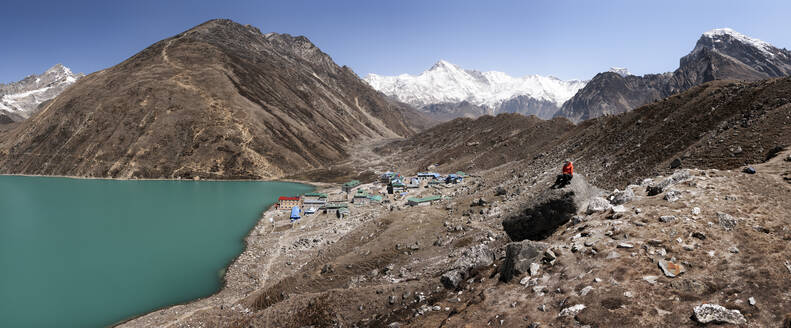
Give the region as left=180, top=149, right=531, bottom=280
left=353, top=189, right=370, bottom=205
left=277, top=196, right=300, bottom=210
left=380, top=171, right=401, bottom=184
left=302, top=192, right=327, bottom=212
left=323, top=202, right=349, bottom=215
left=302, top=192, right=328, bottom=202
left=407, top=177, right=420, bottom=188
left=389, top=179, right=407, bottom=194
left=407, top=195, right=442, bottom=206
left=417, top=172, right=441, bottom=180
left=445, top=174, right=463, bottom=184
left=367, top=195, right=383, bottom=203
left=342, top=180, right=360, bottom=193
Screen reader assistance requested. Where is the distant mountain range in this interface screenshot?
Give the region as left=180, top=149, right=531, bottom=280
left=367, top=28, right=791, bottom=123
left=364, top=60, right=586, bottom=120
left=0, top=64, right=82, bottom=123
left=0, top=19, right=423, bottom=179
left=556, top=28, right=791, bottom=122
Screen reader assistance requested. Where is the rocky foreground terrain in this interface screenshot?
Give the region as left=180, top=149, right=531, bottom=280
left=118, top=142, right=791, bottom=327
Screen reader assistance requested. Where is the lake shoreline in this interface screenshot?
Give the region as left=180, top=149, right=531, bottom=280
left=111, top=178, right=323, bottom=327
left=0, top=173, right=331, bottom=189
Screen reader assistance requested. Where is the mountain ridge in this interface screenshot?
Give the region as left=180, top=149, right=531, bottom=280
left=0, top=64, right=83, bottom=122
left=0, top=19, right=424, bottom=179
left=556, top=28, right=791, bottom=122
left=364, top=60, right=587, bottom=120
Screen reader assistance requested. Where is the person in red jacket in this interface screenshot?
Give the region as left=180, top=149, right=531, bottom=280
left=553, top=160, right=574, bottom=188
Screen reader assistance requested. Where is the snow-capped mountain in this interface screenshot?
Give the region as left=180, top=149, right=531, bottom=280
left=0, top=64, right=83, bottom=122
left=364, top=60, right=587, bottom=120
left=608, top=67, right=632, bottom=77
left=556, top=28, right=791, bottom=122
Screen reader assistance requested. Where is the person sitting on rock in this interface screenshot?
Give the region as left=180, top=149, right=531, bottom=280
left=552, top=160, right=574, bottom=188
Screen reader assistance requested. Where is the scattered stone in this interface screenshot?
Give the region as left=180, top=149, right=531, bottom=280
left=389, top=295, right=396, bottom=305
left=748, top=297, right=756, bottom=306
left=692, top=207, right=701, bottom=215
left=495, top=186, right=507, bottom=196
left=692, top=232, right=706, bottom=240
left=658, top=259, right=685, bottom=277
left=785, top=260, right=791, bottom=274
left=559, top=304, right=586, bottom=317
left=642, top=275, right=659, bottom=284
left=617, top=243, right=634, bottom=249
left=717, top=213, right=738, bottom=230
left=579, top=286, right=593, bottom=296
left=664, top=189, right=681, bottom=202
left=728, top=247, right=740, bottom=254
left=659, top=215, right=676, bottom=223
left=529, top=263, right=540, bottom=276
left=624, top=291, right=633, bottom=298
left=742, top=166, right=756, bottom=174
left=670, top=158, right=682, bottom=169
left=441, top=270, right=464, bottom=289
left=586, top=197, right=611, bottom=214
left=692, top=304, right=747, bottom=325
left=610, top=188, right=635, bottom=205
left=647, top=170, right=691, bottom=196
left=543, top=250, right=557, bottom=265
left=634, top=207, right=642, bottom=214
left=606, top=251, right=620, bottom=259
left=519, top=276, right=531, bottom=286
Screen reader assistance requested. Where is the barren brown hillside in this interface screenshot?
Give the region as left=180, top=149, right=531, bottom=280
left=387, top=77, right=791, bottom=190
left=0, top=19, right=425, bottom=179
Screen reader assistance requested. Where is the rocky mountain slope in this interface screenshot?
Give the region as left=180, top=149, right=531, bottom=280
left=387, top=76, right=791, bottom=190
left=557, top=28, right=791, bottom=122
left=0, top=64, right=82, bottom=122
left=365, top=60, right=586, bottom=120
left=0, top=19, right=425, bottom=179
left=119, top=126, right=791, bottom=327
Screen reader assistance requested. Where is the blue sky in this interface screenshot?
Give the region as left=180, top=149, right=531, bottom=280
left=1, top=0, right=790, bottom=83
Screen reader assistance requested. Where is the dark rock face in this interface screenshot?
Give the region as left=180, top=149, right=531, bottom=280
left=0, top=19, right=425, bottom=179
left=502, top=174, right=597, bottom=242
left=497, top=95, right=560, bottom=120
left=502, top=192, right=577, bottom=242
left=557, top=29, right=791, bottom=122
left=499, top=240, right=549, bottom=282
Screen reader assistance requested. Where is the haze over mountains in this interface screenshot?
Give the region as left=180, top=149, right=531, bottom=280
left=0, top=19, right=423, bottom=179
left=364, top=60, right=586, bottom=120
left=0, top=64, right=82, bottom=123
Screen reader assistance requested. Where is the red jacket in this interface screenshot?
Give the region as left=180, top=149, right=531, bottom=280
left=562, top=162, right=574, bottom=175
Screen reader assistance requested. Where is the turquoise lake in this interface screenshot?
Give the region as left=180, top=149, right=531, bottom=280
left=0, top=175, right=313, bottom=327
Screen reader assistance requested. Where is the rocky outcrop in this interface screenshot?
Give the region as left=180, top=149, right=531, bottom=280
left=499, top=240, right=549, bottom=282
left=440, top=244, right=495, bottom=288
left=502, top=174, right=599, bottom=242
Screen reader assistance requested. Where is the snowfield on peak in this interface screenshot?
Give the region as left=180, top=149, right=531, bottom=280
left=700, top=27, right=777, bottom=57
left=364, top=60, right=587, bottom=109
left=0, top=64, right=83, bottom=120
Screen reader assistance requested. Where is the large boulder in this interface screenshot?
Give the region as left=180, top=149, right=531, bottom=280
left=502, top=174, right=600, bottom=242
left=586, top=197, right=611, bottom=214
left=610, top=187, right=635, bottom=205
left=441, top=244, right=495, bottom=288
left=500, top=240, right=550, bottom=282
